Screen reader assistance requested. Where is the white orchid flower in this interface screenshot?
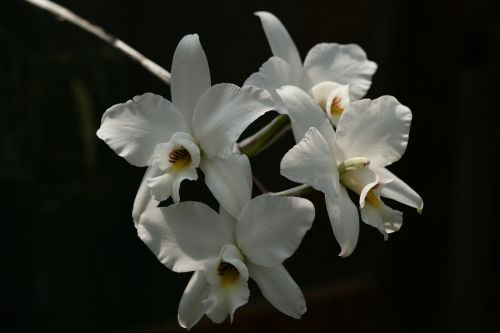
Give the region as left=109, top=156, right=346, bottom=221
left=279, top=86, right=423, bottom=257
left=137, top=193, right=315, bottom=329
left=244, top=11, right=377, bottom=129
left=97, top=34, right=274, bottom=221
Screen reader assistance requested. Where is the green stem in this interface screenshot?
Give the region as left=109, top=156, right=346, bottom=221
left=270, top=184, right=313, bottom=197
left=238, top=114, right=291, bottom=157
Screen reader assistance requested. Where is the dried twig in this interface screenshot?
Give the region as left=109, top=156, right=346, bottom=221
left=25, top=0, right=171, bottom=84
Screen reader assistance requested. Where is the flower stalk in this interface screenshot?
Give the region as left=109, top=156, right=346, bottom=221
left=271, top=184, right=313, bottom=197
left=24, top=0, right=171, bottom=84
left=238, top=114, right=291, bottom=157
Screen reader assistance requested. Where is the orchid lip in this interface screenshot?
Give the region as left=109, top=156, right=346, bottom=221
left=169, top=146, right=192, bottom=171
left=217, top=261, right=240, bottom=287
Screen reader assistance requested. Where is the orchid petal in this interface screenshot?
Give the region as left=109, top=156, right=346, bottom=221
left=145, top=173, right=174, bottom=203
left=203, top=285, right=229, bottom=324
left=216, top=248, right=250, bottom=323
left=247, top=263, right=306, bottom=319
left=146, top=132, right=200, bottom=202
left=336, top=96, right=412, bottom=167
left=150, top=132, right=201, bottom=172
left=171, top=34, right=211, bottom=125
left=203, top=245, right=250, bottom=324
left=236, top=195, right=315, bottom=266
left=280, top=127, right=339, bottom=199
left=360, top=200, right=403, bottom=240
left=276, top=85, right=333, bottom=143
left=310, top=81, right=350, bottom=126
left=226, top=279, right=250, bottom=322
left=325, top=187, right=360, bottom=257
left=220, top=245, right=249, bottom=282
left=132, top=166, right=160, bottom=228
left=244, top=56, right=292, bottom=114
left=302, top=43, right=377, bottom=100
left=200, top=153, right=252, bottom=218
left=244, top=56, right=292, bottom=93
left=338, top=167, right=379, bottom=208
left=137, top=202, right=233, bottom=272
left=219, top=206, right=237, bottom=236
left=146, top=167, right=198, bottom=203
left=193, top=84, right=274, bottom=159
left=325, top=84, right=351, bottom=126
left=204, top=278, right=249, bottom=324
left=97, top=93, right=188, bottom=167
left=374, top=167, right=424, bottom=211
left=255, top=11, right=302, bottom=84
left=178, top=271, right=210, bottom=330
left=204, top=244, right=248, bottom=287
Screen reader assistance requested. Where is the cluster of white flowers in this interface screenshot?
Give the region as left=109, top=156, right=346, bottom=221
left=97, top=11, right=423, bottom=329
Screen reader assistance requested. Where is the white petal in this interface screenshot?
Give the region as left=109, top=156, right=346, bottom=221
left=200, top=153, right=252, bottom=219
left=170, top=34, right=211, bottom=125
left=221, top=245, right=249, bottom=282
left=219, top=207, right=237, bottom=236
left=244, top=56, right=292, bottom=92
left=146, top=173, right=174, bottom=202
left=146, top=168, right=198, bottom=203
left=213, top=244, right=250, bottom=322
left=204, top=244, right=248, bottom=286
left=203, top=246, right=250, bottom=324
left=255, top=11, right=303, bottom=84
left=244, top=56, right=292, bottom=114
left=132, top=166, right=160, bottom=228
left=302, top=43, right=377, bottom=100
left=193, top=84, right=274, bottom=159
left=137, top=202, right=233, bottom=272
left=146, top=133, right=201, bottom=202
left=280, top=127, right=339, bottom=199
left=336, top=96, right=412, bottom=167
left=310, top=81, right=350, bottom=126
left=203, top=279, right=249, bottom=324
left=203, top=285, right=229, bottom=323
left=310, top=81, right=340, bottom=109
left=247, top=263, right=306, bottom=319
left=325, top=84, right=351, bottom=126
left=236, top=195, right=315, bottom=266
left=374, top=167, right=424, bottom=210
left=339, top=166, right=379, bottom=208
left=226, top=279, right=250, bottom=322
left=205, top=245, right=250, bottom=322
left=360, top=200, right=403, bottom=240
left=97, top=93, right=188, bottom=167
left=325, top=187, right=360, bottom=257
left=150, top=132, right=201, bottom=172
left=172, top=169, right=199, bottom=203
left=276, top=85, right=334, bottom=143
left=178, top=271, right=210, bottom=330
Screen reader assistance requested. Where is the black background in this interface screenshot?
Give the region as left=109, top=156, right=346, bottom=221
left=1, top=0, right=498, bottom=332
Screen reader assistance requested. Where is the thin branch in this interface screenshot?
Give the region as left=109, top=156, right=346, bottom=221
left=25, top=0, right=171, bottom=84
left=252, top=176, right=269, bottom=194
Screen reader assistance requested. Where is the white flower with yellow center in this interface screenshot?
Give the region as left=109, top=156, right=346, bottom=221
left=279, top=86, right=423, bottom=257
left=137, top=193, right=315, bottom=329
left=244, top=11, right=377, bottom=130
left=96, top=34, right=274, bottom=222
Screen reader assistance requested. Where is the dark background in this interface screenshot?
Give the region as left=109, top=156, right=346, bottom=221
left=1, top=0, right=498, bottom=332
